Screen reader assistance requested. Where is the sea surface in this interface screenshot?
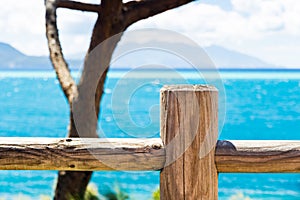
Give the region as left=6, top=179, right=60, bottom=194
left=1, top=69, right=300, bottom=199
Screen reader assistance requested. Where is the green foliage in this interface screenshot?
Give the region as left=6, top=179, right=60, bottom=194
left=152, top=188, right=160, bottom=200
left=102, top=185, right=129, bottom=200
left=85, top=191, right=100, bottom=200
left=67, top=183, right=100, bottom=200
left=84, top=184, right=100, bottom=200
left=39, top=183, right=160, bottom=200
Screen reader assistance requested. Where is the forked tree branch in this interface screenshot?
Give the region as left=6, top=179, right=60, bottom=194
left=124, top=0, right=195, bottom=26
left=57, top=0, right=101, bottom=13
left=45, top=0, right=78, bottom=104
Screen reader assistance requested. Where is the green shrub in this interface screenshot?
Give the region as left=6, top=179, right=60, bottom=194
left=152, top=188, right=160, bottom=200
left=101, top=184, right=129, bottom=200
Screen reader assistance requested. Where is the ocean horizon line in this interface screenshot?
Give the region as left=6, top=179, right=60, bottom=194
left=1, top=68, right=300, bottom=79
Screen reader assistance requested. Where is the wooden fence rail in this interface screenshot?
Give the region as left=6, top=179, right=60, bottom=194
left=216, top=140, right=300, bottom=173
left=1, top=85, right=299, bottom=199
left=0, top=137, right=165, bottom=171
left=1, top=138, right=300, bottom=172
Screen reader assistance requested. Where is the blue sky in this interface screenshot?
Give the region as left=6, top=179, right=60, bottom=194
left=0, top=0, right=300, bottom=67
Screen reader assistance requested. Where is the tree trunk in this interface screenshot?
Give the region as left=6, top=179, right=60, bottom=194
left=54, top=0, right=125, bottom=199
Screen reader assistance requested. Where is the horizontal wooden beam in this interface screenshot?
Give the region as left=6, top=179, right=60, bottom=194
left=1, top=138, right=300, bottom=172
left=216, top=140, right=300, bottom=173
left=0, top=137, right=165, bottom=171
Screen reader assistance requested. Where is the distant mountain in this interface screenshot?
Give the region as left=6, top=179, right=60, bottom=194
left=0, top=42, right=82, bottom=70
left=109, top=43, right=276, bottom=69
left=0, top=42, right=277, bottom=70
left=205, top=45, right=274, bottom=68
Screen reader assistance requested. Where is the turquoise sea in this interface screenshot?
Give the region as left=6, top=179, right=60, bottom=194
left=1, top=69, right=300, bottom=199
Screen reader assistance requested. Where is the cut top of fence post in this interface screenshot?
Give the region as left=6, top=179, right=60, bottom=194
left=161, top=84, right=218, bottom=92
left=160, top=84, right=218, bottom=200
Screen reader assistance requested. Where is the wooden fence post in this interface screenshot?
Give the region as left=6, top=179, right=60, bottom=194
left=160, top=85, right=218, bottom=200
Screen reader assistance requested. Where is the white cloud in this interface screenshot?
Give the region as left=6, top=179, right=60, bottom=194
left=130, top=0, right=300, bottom=67
left=0, top=0, right=97, bottom=57
left=231, top=0, right=263, bottom=14
left=0, top=0, right=47, bottom=55
left=0, top=0, right=299, bottom=67
left=56, top=9, right=97, bottom=57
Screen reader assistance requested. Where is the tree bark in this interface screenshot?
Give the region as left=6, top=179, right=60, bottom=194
left=45, top=0, right=78, bottom=104
left=57, top=0, right=100, bottom=13
left=124, top=0, right=194, bottom=26
left=53, top=0, right=126, bottom=199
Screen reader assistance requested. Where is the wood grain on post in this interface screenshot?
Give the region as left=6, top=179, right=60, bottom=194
left=160, top=85, right=218, bottom=200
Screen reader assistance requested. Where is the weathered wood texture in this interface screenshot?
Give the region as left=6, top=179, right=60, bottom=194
left=0, top=138, right=164, bottom=171
left=2, top=138, right=300, bottom=173
left=216, top=140, right=300, bottom=173
left=160, top=85, right=218, bottom=200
